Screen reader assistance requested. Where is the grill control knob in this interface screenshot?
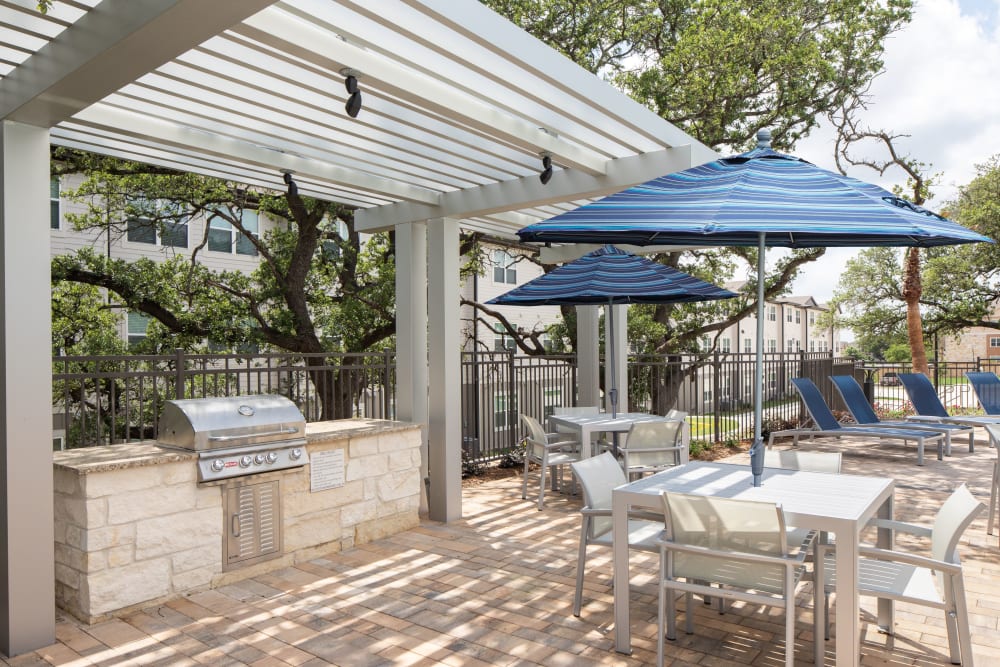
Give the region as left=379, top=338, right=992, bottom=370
left=254, top=453, right=265, bottom=465
left=239, top=455, right=253, bottom=467
left=289, top=447, right=303, bottom=460
left=211, top=459, right=225, bottom=472
left=265, top=451, right=278, bottom=464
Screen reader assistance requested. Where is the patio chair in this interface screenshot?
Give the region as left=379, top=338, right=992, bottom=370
left=898, top=372, right=1000, bottom=451
left=656, top=491, right=816, bottom=667
left=966, top=371, right=1000, bottom=415
left=982, top=424, right=1000, bottom=539
left=569, top=453, right=664, bottom=616
left=519, top=414, right=582, bottom=510
left=817, top=483, right=983, bottom=666
left=830, top=374, right=974, bottom=456
left=616, top=419, right=687, bottom=479
left=768, top=378, right=946, bottom=465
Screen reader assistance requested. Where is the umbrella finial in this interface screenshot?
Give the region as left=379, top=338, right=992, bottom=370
left=756, top=129, right=772, bottom=148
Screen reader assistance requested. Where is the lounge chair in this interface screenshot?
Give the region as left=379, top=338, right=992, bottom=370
left=830, top=374, right=974, bottom=456
left=966, top=371, right=1000, bottom=415
left=767, top=378, right=946, bottom=465
left=898, top=372, right=1000, bottom=452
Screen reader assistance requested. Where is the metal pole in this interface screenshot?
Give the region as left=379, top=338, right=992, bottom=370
left=751, top=232, right=766, bottom=486
left=607, top=298, right=618, bottom=418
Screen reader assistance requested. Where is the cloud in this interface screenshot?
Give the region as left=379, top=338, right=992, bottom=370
left=790, top=0, right=1000, bottom=303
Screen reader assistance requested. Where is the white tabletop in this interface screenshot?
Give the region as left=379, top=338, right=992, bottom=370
left=612, top=461, right=895, bottom=666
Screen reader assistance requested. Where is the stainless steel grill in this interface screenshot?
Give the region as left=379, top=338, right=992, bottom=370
left=158, top=395, right=308, bottom=482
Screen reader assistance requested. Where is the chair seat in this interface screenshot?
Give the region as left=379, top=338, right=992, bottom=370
left=823, top=552, right=944, bottom=606
left=590, top=519, right=663, bottom=550
left=546, top=450, right=581, bottom=466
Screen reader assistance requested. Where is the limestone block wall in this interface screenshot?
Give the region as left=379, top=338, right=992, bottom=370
left=53, top=419, right=422, bottom=623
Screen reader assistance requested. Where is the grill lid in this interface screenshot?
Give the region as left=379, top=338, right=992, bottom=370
left=158, top=395, right=306, bottom=452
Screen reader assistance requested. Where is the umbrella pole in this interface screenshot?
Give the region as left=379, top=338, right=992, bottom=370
left=608, top=300, right=618, bottom=419
left=752, top=232, right=766, bottom=486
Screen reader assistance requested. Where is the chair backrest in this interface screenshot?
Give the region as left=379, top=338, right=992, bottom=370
left=622, top=419, right=685, bottom=468
left=931, top=483, right=984, bottom=566
left=829, top=375, right=880, bottom=424
left=763, top=449, right=842, bottom=473
left=790, top=377, right=842, bottom=431
left=897, top=373, right=950, bottom=418
left=571, top=452, right=628, bottom=537
left=520, top=414, right=548, bottom=458
left=666, top=409, right=688, bottom=421
left=661, top=491, right=788, bottom=586
left=966, top=372, right=1000, bottom=415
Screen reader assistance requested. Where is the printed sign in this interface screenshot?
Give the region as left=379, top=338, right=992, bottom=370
left=310, top=449, right=345, bottom=492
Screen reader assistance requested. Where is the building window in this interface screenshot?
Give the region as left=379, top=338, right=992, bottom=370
left=810, top=340, right=816, bottom=352
left=720, top=338, right=731, bottom=353
left=493, top=393, right=514, bottom=429
left=795, top=311, right=801, bottom=324
left=809, top=312, right=816, bottom=325
left=768, top=306, right=776, bottom=321
left=126, top=199, right=188, bottom=248
left=493, top=323, right=515, bottom=352
left=767, top=339, right=776, bottom=353
left=703, top=389, right=712, bottom=402
left=493, top=250, right=516, bottom=284
left=127, top=311, right=150, bottom=349
left=50, top=176, right=61, bottom=229
left=786, top=339, right=795, bottom=352
left=990, top=337, right=1000, bottom=348
left=543, top=388, right=562, bottom=418
left=744, top=338, right=752, bottom=353
left=700, top=335, right=710, bottom=352
left=786, top=310, right=792, bottom=322
left=208, top=209, right=259, bottom=256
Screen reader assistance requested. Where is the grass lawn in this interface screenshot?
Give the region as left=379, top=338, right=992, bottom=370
left=688, top=415, right=738, bottom=437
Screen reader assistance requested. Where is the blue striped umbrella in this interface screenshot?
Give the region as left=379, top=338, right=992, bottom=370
left=487, top=245, right=736, bottom=418
left=517, top=130, right=993, bottom=485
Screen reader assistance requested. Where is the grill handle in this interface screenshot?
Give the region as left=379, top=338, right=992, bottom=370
left=231, top=514, right=241, bottom=537
left=208, top=426, right=301, bottom=443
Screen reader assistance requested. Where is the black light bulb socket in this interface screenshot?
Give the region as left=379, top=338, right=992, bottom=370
left=345, top=75, right=362, bottom=118
left=539, top=154, right=553, bottom=185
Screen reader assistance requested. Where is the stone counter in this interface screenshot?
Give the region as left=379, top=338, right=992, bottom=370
left=53, top=419, right=422, bottom=623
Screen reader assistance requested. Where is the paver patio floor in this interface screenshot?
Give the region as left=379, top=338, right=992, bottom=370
left=10, top=432, right=1000, bottom=666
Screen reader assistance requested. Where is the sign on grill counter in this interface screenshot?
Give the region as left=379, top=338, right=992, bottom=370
left=310, top=449, right=345, bottom=492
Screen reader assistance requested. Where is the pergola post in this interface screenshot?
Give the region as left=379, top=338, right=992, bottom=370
left=426, top=218, right=461, bottom=521
left=0, top=121, right=54, bottom=655
left=394, top=222, right=429, bottom=508
left=576, top=306, right=600, bottom=407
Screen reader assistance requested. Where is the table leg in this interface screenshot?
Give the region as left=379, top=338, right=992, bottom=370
left=876, top=496, right=894, bottom=631
left=834, top=522, right=861, bottom=667
left=612, top=489, right=631, bottom=654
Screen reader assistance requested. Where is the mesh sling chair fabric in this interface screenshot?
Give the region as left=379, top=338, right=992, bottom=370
left=656, top=492, right=817, bottom=667
left=768, top=378, right=946, bottom=465
left=569, top=453, right=663, bottom=616
left=817, top=484, right=983, bottom=665
left=897, top=372, right=1000, bottom=453
left=519, top=414, right=581, bottom=510
left=830, top=374, right=973, bottom=456
left=966, top=372, right=1000, bottom=415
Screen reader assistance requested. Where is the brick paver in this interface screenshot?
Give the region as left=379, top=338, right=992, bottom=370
left=9, top=431, right=1000, bottom=666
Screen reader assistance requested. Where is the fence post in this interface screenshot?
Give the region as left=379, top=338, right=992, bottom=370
left=712, top=351, right=721, bottom=441
left=383, top=348, right=393, bottom=419
left=508, top=350, right=517, bottom=450
left=174, top=348, right=185, bottom=399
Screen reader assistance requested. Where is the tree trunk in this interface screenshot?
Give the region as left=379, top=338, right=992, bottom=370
left=901, top=247, right=929, bottom=375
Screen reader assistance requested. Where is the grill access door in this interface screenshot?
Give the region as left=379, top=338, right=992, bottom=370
left=224, top=478, right=282, bottom=570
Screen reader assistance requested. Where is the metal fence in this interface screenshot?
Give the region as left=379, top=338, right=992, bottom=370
left=55, top=349, right=1000, bottom=458
left=53, top=349, right=395, bottom=449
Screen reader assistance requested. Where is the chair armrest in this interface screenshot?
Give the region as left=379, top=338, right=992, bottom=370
left=856, top=545, right=963, bottom=574
left=866, top=518, right=932, bottom=538
left=619, top=445, right=687, bottom=455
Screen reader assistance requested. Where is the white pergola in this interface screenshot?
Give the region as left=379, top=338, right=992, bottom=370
left=0, top=0, right=714, bottom=655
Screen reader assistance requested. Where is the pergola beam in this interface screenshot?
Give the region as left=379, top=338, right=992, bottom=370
left=1, top=0, right=277, bottom=127
left=355, top=144, right=700, bottom=231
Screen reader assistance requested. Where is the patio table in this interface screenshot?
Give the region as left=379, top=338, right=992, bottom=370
left=612, top=461, right=895, bottom=667
left=547, top=412, right=687, bottom=459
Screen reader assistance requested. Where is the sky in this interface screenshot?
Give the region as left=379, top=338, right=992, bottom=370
left=785, top=0, right=1000, bottom=303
